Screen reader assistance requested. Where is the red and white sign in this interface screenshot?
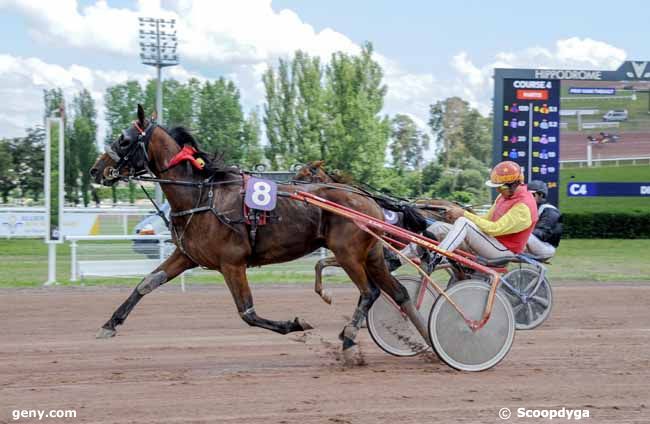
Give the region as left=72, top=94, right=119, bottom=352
left=516, top=89, right=548, bottom=100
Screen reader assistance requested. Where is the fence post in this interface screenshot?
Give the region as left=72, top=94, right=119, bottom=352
left=122, top=214, right=128, bottom=235
left=70, top=239, right=78, bottom=282
left=159, top=238, right=165, bottom=263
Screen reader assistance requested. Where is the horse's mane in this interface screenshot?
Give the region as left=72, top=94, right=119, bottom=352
left=166, top=126, right=239, bottom=177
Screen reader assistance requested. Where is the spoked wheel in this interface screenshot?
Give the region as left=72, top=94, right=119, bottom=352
left=367, top=275, right=437, bottom=357
left=428, top=280, right=515, bottom=372
left=501, top=268, right=553, bottom=330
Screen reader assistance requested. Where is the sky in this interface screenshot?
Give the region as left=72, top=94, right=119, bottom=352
left=0, top=0, right=648, bottom=149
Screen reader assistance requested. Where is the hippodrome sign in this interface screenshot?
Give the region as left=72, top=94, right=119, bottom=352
left=492, top=61, right=650, bottom=206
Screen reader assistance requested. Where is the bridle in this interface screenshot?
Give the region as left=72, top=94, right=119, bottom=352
left=105, top=120, right=156, bottom=180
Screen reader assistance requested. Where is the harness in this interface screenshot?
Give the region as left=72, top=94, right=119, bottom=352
left=106, top=121, right=251, bottom=265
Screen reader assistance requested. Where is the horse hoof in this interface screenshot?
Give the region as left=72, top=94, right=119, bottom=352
left=342, top=345, right=363, bottom=366
left=298, top=318, right=314, bottom=331
left=96, top=327, right=116, bottom=339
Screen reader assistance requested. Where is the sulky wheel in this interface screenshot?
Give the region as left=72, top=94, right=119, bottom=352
left=501, top=268, right=553, bottom=330
left=428, top=280, right=515, bottom=372
left=367, top=275, right=438, bottom=357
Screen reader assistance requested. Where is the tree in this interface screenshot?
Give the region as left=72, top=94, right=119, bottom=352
left=324, top=42, right=390, bottom=184
left=104, top=81, right=144, bottom=204
left=294, top=51, right=328, bottom=162
left=389, top=114, right=430, bottom=172
left=241, top=108, right=264, bottom=168
left=71, top=89, right=99, bottom=206
left=144, top=78, right=200, bottom=128
left=263, top=59, right=297, bottom=169
left=105, top=81, right=144, bottom=143
left=0, top=139, right=15, bottom=203
left=43, top=88, right=65, bottom=119
left=196, top=78, right=245, bottom=164
left=428, top=96, right=492, bottom=169
left=14, top=127, right=45, bottom=201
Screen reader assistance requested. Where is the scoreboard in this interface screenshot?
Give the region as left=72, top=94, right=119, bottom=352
left=500, top=79, right=560, bottom=205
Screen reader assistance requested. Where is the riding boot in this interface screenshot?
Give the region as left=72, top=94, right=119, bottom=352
left=420, top=251, right=443, bottom=275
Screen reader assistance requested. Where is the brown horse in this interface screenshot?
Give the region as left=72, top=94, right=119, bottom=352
left=293, top=161, right=474, bottom=301
left=90, top=105, right=428, bottom=361
left=294, top=160, right=473, bottom=221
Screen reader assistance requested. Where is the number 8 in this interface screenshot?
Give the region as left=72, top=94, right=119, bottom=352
left=252, top=181, right=272, bottom=206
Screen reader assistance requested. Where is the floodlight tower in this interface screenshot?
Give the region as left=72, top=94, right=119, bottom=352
left=139, top=17, right=179, bottom=202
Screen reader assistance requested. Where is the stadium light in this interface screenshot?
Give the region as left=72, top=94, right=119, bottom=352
left=138, top=17, right=179, bottom=124
left=138, top=17, right=179, bottom=203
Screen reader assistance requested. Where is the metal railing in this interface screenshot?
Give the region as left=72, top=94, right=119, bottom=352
left=559, top=156, right=650, bottom=168
left=66, top=234, right=170, bottom=282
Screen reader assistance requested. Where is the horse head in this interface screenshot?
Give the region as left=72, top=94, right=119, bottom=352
left=293, top=160, right=333, bottom=183
left=90, top=104, right=160, bottom=186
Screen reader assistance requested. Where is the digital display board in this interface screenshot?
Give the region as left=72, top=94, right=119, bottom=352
left=494, top=62, right=650, bottom=207
left=500, top=79, right=560, bottom=205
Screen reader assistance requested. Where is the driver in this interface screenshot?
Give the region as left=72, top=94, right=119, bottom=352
left=393, top=161, right=538, bottom=273
left=526, top=180, right=562, bottom=259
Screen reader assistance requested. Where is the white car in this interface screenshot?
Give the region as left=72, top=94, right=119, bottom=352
left=602, top=110, right=628, bottom=122
left=133, top=202, right=171, bottom=258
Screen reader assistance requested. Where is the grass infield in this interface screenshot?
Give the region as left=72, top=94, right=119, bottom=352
left=1, top=238, right=649, bottom=288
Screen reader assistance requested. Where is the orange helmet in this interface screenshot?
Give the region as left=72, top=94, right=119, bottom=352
left=486, top=161, right=524, bottom=187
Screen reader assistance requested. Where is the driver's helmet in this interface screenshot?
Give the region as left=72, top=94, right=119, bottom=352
left=527, top=180, right=548, bottom=198
left=485, top=161, right=524, bottom=187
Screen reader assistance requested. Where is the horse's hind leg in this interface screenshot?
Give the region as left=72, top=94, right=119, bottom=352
left=220, top=263, right=313, bottom=334
left=96, top=249, right=196, bottom=339
left=330, top=250, right=380, bottom=363
left=315, top=257, right=339, bottom=304
left=365, top=243, right=431, bottom=344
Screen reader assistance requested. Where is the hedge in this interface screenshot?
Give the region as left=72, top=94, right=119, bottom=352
left=562, top=213, right=650, bottom=239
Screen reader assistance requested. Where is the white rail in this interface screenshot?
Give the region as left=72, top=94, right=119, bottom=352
left=65, top=235, right=182, bottom=289
left=560, top=156, right=650, bottom=168
left=581, top=122, right=620, bottom=129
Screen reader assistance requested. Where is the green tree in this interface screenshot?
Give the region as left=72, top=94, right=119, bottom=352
left=294, top=51, right=328, bottom=162
left=428, top=97, right=492, bottom=169
left=144, top=78, right=199, bottom=128
left=390, top=114, right=430, bottom=172
left=43, top=88, right=65, bottom=119
left=263, top=59, right=297, bottom=168
left=325, top=42, right=390, bottom=184
left=14, top=127, right=45, bottom=201
left=0, top=139, right=15, bottom=203
left=105, top=81, right=144, bottom=143
left=104, top=81, right=144, bottom=204
left=71, top=89, right=99, bottom=206
left=196, top=78, right=245, bottom=164
left=241, top=108, right=264, bottom=168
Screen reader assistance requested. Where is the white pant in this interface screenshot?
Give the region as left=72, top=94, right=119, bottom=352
left=402, top=217, right=514, bottom=260
left=526, top=234, right=556, bottom=259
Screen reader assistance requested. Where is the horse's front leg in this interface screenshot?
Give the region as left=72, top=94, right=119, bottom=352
left=221, top=263, right=313, bottom=334
left=96, top=249, right=196, bottom=339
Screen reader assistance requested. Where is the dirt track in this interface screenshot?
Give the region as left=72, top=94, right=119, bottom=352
left=561, top=131, right=650, bottom=160
left=1, top=283, right=649, bottom=424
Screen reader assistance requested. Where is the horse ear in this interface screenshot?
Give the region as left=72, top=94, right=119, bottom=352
left=314, top=160, right=325, bottom=168
left=137, top=104, right=145, bottom=125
